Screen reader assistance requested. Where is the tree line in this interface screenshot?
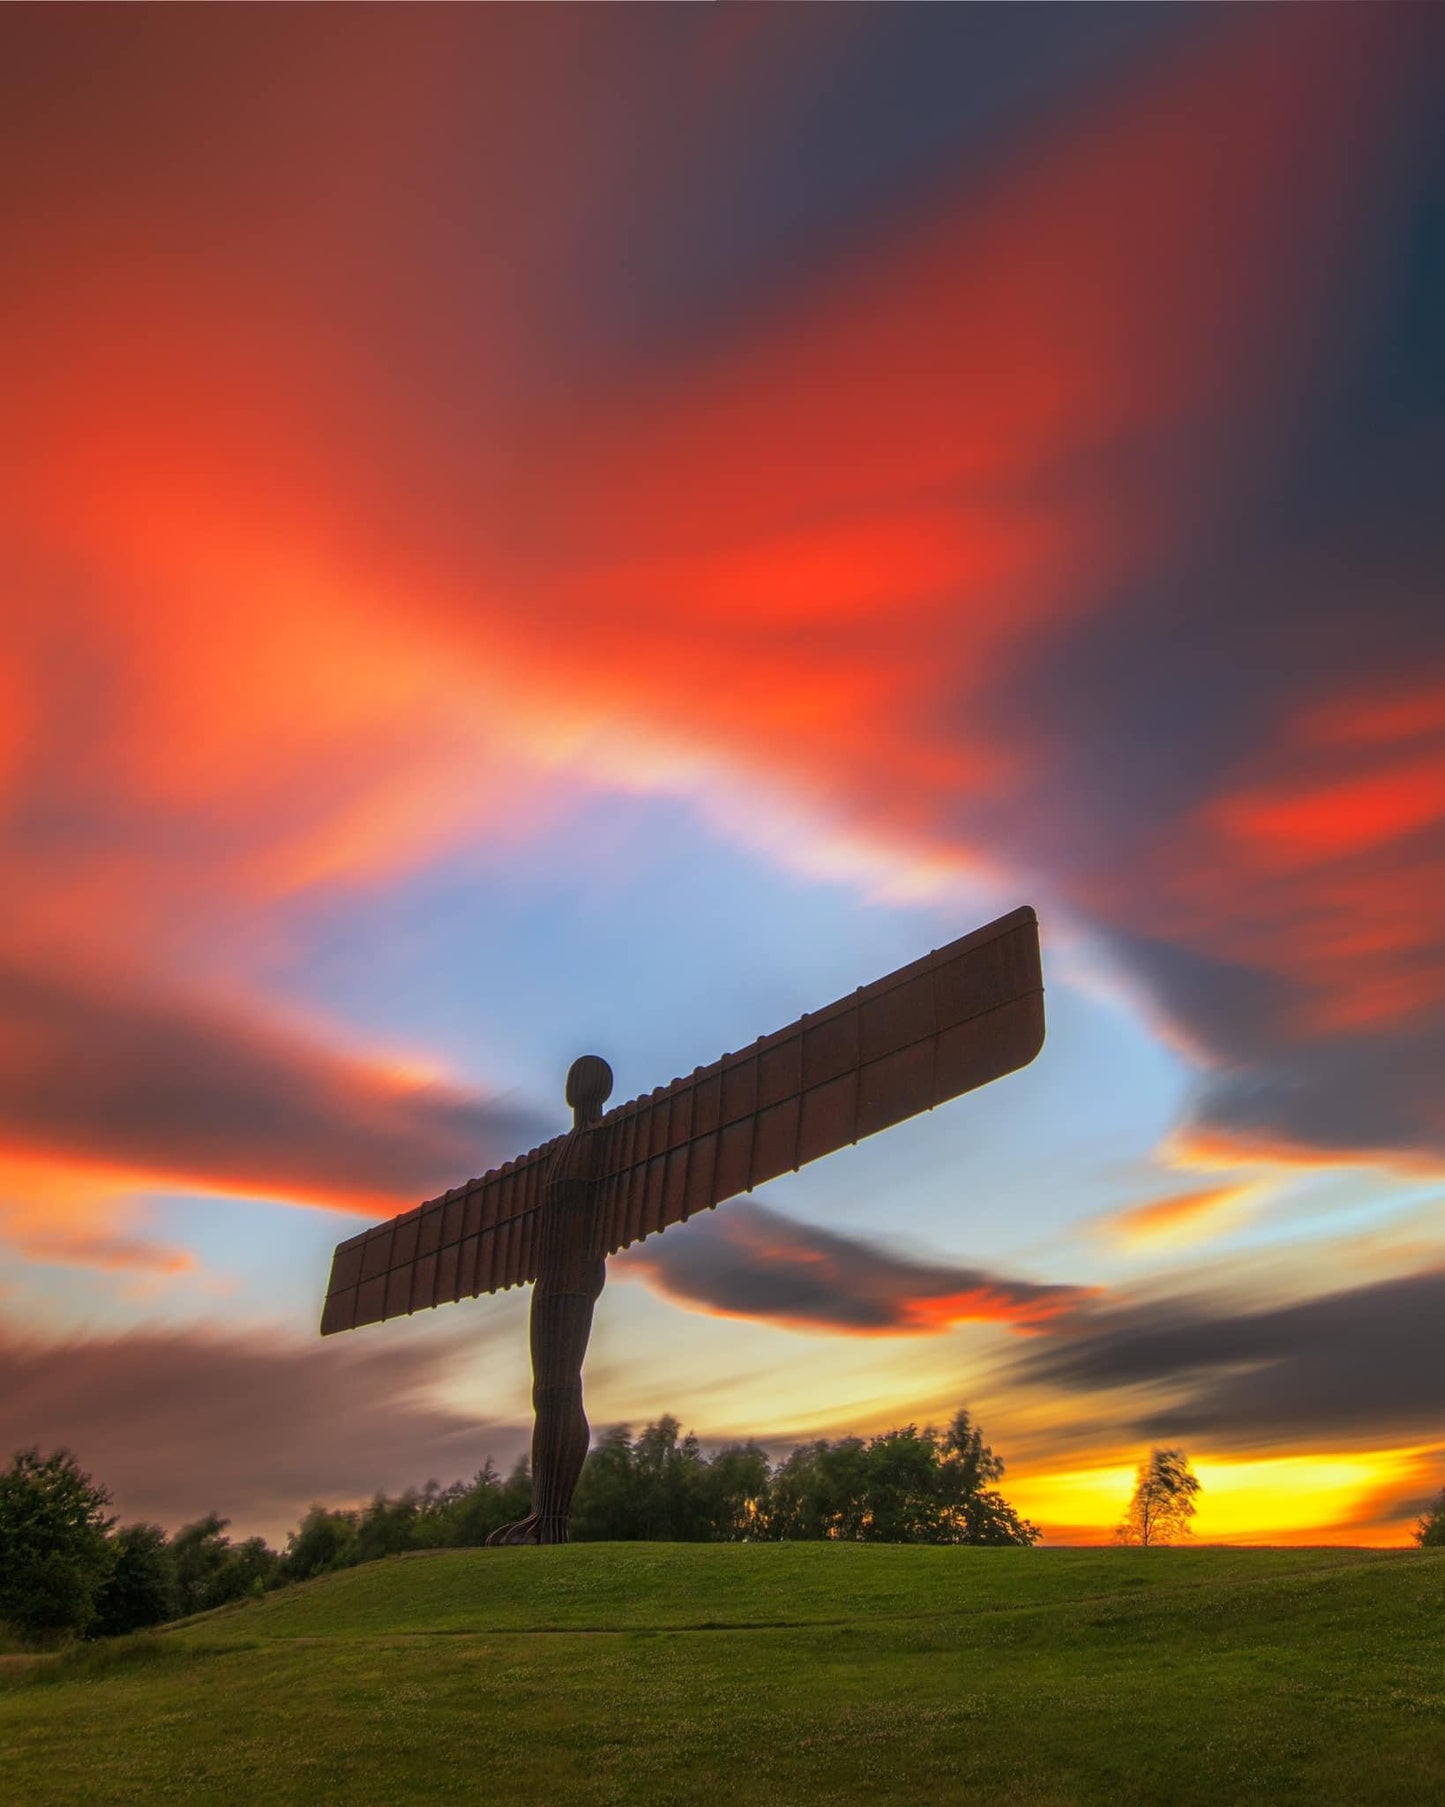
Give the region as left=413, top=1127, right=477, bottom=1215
left=8, top=1410, right=1432, bottom=1650
left=2, top=1407, right=1037, bottom=1643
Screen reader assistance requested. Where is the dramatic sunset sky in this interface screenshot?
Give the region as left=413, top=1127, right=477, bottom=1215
left=3, top=6, right=1443, bottom=1545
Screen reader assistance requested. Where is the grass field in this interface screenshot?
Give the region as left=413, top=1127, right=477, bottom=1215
left=2, top=1543, right=1441, bottom=1805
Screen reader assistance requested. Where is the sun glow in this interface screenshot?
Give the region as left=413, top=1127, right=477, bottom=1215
left=1011, top=1445, right=1435, bottom=1545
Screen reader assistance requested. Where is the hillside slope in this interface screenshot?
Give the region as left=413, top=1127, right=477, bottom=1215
left=3, top=1544, right=1441, bottom=1805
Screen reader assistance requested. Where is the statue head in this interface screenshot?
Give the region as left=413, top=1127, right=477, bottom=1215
left=566, top=1053, right=613, bottom=1127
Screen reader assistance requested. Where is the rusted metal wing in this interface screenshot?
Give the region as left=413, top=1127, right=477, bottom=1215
left=591, top=903, right=1043, bottom=1256
left=319, top=1133, right=562, bottom=1336
left=320, top=905, right=1043, bottom=1335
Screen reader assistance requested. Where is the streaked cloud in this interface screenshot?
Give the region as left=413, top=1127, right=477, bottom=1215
left=624, top=1200, right=1091, bottom=1337
left=1017, top=1266, right=1445, bottom=1449
left=0, top=952, right=547, bottom=1220
left=0, top=1324, right=524, bottom=1540
left=11, top=1233, right=195, bottom=1277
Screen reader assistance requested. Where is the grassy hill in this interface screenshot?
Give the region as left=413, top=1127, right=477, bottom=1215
left=2, top=1543, right=1441, bottom=1805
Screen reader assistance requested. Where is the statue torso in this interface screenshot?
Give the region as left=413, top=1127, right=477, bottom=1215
left=535, top=1124, right=606, bottom=1297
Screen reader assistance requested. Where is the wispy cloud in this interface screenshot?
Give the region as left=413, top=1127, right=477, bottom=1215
left=1097, top=1184, right=1260, bottom=1255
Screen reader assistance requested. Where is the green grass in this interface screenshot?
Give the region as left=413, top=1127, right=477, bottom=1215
left=2, top=1544, right=1441, bottom=1805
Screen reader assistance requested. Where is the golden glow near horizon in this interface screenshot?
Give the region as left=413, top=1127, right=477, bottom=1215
left=1011, top=1447, right=1436, bottom=1546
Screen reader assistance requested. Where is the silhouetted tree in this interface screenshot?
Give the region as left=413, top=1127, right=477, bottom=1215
left=859, top=1425, right=947, bottom=1541
left=283, top=1505, right=360, bottom=1581
left=93, top=1523, right=179, bottom=1636
left=227, top=1534, right=282, bottom=1599
left=0, top=1447, right=115, bottom=1643
left=697, top=1443, right=772, bottom=1540
left=570, top=1424, right=643, bottom=1540
left=356, top=1489, right=423, bottom=1562
left=1116, top=1448, right=1201, bottom=1547
left=632, top=1416, right=712, bottom=1540
left=757, top=1413, right=1037, bottom=1546
left=765, top=1436, right=866, bottom=1540
left=435, top=1459, right=533, bottom=1546
left=571, top=1418, right=716, bottom=1541
left=171, top=1513, right=280, bottom=1612
left=937, top=1410, right=1040, bottom=1546
left=1415, top=1488, right=1445, bottom=1548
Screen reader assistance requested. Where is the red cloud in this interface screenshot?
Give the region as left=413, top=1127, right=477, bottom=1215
left=1, top=1, right=1440, bottom=1234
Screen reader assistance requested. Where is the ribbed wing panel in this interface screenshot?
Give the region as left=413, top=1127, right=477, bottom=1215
left=592, top=905, right=1043, bottom=1256
left=319, top=1133, right=563, bottom=1335
left=320, top=905, right=1043, bottom=1334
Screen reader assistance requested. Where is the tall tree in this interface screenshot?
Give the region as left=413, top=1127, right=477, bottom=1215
left=1116, top=1448, right=1201, bottom=1547
left=938, top=1411, right=1040, bottom=1547
left=171, top=1513, right=280, bottom=1613
left=433, top=1460, right=533, bottom=1547
left=282, top=1506, right=360, bottom=1581
left=93, top=1523, right=179, bottom=1637
left=0, top=1447, right=115, bottom=1643
left=698, top=1444, right=772, bottom=1541
left=757, top=1411, right=1037, bottom=1546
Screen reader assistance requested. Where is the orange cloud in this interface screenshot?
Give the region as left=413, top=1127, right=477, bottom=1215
left=1150, top=672, right=1445, bottom=1051
left=480, top=12, right=1394, bottom=838
left=1100, top=1185, right=1258, bottom=1254
left=1301, top=683, right=1445, bottom=749
left=14, top=1233, right=195, bottom=1278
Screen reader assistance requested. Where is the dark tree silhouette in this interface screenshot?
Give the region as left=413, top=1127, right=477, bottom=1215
left=748, top=1413, right=1037, bottom=1545
left=93, top=1523, right=179, bottom=1636
left=0, top=1447, right=115, bottom=1643
left=171, top=1513, right=280, bottom=1613
left=1415, top=1488, right=1445, bottom=1548
left=283, top=1506, right=360, bottom=1581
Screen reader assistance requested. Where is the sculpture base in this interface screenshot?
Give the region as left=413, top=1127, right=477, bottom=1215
left=485, top=1513, right=569, bottom=1546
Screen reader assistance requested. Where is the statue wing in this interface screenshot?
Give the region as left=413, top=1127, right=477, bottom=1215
left=320, top=1132, right=564, bottom=1334
left=591, top=904, right=1044, bottom=1256
left=320, top=904, right=1043, bottom=1334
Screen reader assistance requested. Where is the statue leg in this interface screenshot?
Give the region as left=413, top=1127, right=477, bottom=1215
left=487, top=1269, right=603, bottom=1546
left=527, top=1287, right=598, bottom=1542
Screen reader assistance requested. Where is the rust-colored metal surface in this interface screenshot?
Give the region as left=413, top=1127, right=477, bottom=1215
left=321, top=906, right=1042, bottom=1337
left=590, top=903, right=1043, bottom=1256
left=319, top=1132, right=562, bottom=1336
left=319, top=905, right=1044, bottom=1542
